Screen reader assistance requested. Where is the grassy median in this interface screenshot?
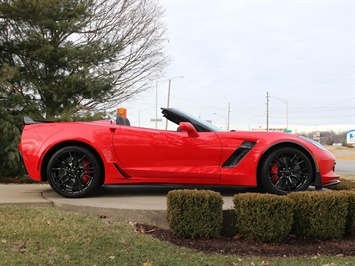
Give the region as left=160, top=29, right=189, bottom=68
left=0, top=206, right=354, bottom=266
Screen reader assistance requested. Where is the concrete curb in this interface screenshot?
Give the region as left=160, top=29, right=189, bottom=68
left=52, top=201, right=169, bottom=229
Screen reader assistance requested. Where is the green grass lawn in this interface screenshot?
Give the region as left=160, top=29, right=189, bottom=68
left=0, top=206, right=353, bottom=266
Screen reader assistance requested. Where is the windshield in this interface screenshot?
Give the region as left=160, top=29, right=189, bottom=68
left=162, top=108, right=224, bottom=132
left=182, top=110, right=223, bottom=132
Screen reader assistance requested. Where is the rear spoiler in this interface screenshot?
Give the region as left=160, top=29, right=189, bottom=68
left=23, top=116, right=55, bottom=125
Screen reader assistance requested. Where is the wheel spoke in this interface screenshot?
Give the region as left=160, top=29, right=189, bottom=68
left=68, top=151, right=75, bottom=163
left=76, top=176, right=87, bottom=188
left=55, top=156, right=69, bottom=169
left=55, top=174, right=72, bottom=187
left=278, top=177, right=287, bottom=190
left=273, top=157, right=285, bottom=168
left=76, top=154, right=87, bottom=165
left=269, top=172, right=278, bottom=180
left=287, top=176, right=298, bottom=190
left=290, top=155, right=303, bottom=168
left=274, top=177, right=283, bottom=188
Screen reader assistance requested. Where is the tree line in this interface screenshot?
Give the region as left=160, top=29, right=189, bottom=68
left=301, top=131, right=348, bottom=146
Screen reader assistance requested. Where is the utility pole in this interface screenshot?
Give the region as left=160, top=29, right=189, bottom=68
left=227, top=103, right=230, bottom=131
left=155, top=80, right=158, bottom=129
left=266, top=92, right=269, bottom=131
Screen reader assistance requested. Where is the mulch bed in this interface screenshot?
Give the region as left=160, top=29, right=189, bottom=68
left=137, top=224, right=355, bottom=257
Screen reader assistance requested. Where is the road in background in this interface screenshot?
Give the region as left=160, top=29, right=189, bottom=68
left=326, top=146, right=355, bottom=176
left=335, top=160, right=355, bottom=175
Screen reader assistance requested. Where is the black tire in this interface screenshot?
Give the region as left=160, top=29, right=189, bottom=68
left=47, top=146, right=102, bottom=198
left=259, top=147, right=313, bottom=195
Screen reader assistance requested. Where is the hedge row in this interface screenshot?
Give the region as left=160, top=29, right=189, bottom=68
left=166, top=189, right=355, bottom=242
left=331, top=178, right=355, bottom=191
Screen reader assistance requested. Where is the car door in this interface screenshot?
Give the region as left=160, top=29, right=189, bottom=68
left=112, top=124, right=222, bottom=183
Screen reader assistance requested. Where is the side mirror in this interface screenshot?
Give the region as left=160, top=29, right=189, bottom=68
left=179, top=122, right=199, bottom=138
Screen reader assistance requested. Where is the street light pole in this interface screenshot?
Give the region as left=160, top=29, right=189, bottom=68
left=227, top=103, right=230, bottom=131
left=154, top=77, right=183, bottom=130
left=165, top=76, right=184, bottom=130
left=266, top=92, right=269, bottom=132
left=155, top=80, right=158, bottom=129
left=167, top=79, right=171, bottom=109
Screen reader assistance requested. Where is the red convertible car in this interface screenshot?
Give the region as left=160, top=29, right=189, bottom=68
left=19, top=108, right=340, bottom=198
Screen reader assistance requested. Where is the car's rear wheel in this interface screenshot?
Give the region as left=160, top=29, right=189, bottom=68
left=260, top=147, right=313, bottom=195
left=47, top=146, right=102, bottom=198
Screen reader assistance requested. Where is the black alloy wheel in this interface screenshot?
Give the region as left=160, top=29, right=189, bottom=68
left=260, top=147, right=314, bottom=195
left=47, top=146, right=102, bottom=198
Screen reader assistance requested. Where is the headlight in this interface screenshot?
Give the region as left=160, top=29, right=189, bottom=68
left=298, top=136, right=328, bottom=151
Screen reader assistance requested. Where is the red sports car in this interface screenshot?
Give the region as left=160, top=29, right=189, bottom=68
left=19, top=108, right=340, bottom=198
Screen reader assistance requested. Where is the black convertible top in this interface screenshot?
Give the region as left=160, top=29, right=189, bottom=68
left=161, top=108, right=222, bottom=132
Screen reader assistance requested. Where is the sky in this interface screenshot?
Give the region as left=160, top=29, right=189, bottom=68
left=122, top=0, right=355, bottom=133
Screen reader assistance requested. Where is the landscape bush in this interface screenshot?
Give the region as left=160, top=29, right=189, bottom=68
left=232, top=193, right=294, bottom=242
left=167, top=189, right=354, bottom=242
left=340, top=191, right=355, bottom=235
left=288, top=191, right=349, bottom=239
left=166, top=189, right=223, bottom=238
left=330, top=178, right=355, bottom=191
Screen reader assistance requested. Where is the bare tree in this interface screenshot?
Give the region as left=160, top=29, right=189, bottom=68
left=78, top=0, right=170, bottom=111
left=0, top=0, right=169, bottom=118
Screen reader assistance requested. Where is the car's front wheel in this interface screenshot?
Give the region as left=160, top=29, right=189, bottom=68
left=46, top=146, right=102, bottom=198
left=259, top=147, right=314, bottom=195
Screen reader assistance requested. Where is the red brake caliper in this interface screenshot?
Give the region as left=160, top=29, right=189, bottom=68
left=83, top=160, right=90, bottom=184
left=271, top=161, right=279, bottom=183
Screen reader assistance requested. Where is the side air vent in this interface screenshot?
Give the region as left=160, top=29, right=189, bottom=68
left=222, top=141, right=256, bottom=168
left=113, top=162, right=131, bottom=178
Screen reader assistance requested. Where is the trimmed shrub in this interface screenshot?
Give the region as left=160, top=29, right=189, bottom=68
left=232, top=193, right=294, bottom=242
left=340, top=191, right=355, bottom=235
left=167, top=189, right=223, bottom=238
left=288, top=191, right=349, bottom=239
left=330, top=178, right=355, bottom=191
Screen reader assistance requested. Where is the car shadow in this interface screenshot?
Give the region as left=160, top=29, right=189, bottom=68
left=91, top=184, right=263, bottom=198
